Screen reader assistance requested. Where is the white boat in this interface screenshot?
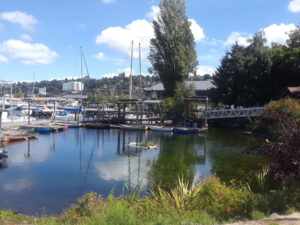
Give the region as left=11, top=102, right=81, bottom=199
left=120, top=124, right=148, bottom=130
left=149, top=126, right=173, bottom=132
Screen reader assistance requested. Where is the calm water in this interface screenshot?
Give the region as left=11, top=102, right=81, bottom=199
left=0, top=128, right=263, bottom=216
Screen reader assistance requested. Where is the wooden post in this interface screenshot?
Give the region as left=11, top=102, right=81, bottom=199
left=0, top=109, right=2, bottom=130
left=28, top=101, right=31, bottom=125
left=136, top=103, right=138, bottom=125
left=205, top=97, right=208, bottom=127
left=123, top=104, right=126, bottom=124
left=140, top=103, right=144, bottom=125
left=117, top=103, right=121, bottom=124
left=184, top=101, right=187, bottom=127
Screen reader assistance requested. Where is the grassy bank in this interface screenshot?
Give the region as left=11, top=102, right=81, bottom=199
left=1, top=174, right=299, bottom=225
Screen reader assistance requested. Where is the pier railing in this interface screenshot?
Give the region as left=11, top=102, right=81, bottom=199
left=205, top=107, right=265, bottom=119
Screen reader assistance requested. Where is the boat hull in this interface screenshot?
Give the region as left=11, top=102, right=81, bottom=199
left=173, top=127, right=207, bottom=134
left=34, top=127, right=52, bottom=133
left=55, top=122, right=80, bottom=128
left=149, top=126, right=173, bottom=132
left=84, top=123, right=111, bottom=129
left=120, top=125, right=148, bottom=130
left=2, top=133, right=38, bottom=142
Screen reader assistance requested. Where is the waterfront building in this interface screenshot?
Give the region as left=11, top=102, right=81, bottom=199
left=143, top=80, right=215, bottom=99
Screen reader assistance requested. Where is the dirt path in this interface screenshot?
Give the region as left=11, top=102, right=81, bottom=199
left=226, top=213, right=300, bottom=225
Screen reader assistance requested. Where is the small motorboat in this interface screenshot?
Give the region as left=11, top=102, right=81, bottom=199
left=149, top=126, right=173, bottom=132
left=34, top=127, right=52, bottom=133
left=120, top=125, right=148, bottom=131
left=1, top=133, right=38, bottom=142
left=55, top=122, right=81, bottom=128
left=173, top=127, right=207, bottom=134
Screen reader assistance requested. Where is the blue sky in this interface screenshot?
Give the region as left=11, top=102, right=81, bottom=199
left=0, top=0, right=299, bottom=81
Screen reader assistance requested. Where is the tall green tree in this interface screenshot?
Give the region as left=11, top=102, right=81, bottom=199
left=212, top=32, right=273, bottom=107
left=148, top=0, right=198, bottom=97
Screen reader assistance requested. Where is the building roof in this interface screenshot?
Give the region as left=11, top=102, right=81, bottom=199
left=288, top=86, right=300, bottom=93
left=144, top=80, right=215, bottom=92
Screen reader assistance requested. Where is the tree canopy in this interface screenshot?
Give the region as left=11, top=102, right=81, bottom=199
left=212, top=27, right=300, bottom=107
left=148, top=0, right=198, bottom=97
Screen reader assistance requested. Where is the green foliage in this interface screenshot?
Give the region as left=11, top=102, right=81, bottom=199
left=249, top=98, right=300, bottom=138
left=140, top=141, right=155, bottom=148
left=2, top=73, right=160, bottom=97
left=213, top=26, right=300, bottom=107
left=151, top=176, right=201, bottom=212
left=149, top=0, right=198, bottom=97
left=193, top=176, right=251, bottom=220
left=162, top=82, right=195, bottom=119
left=14, top=92, right=24, bottom=98
left=250, top=210, right=266, bottom=220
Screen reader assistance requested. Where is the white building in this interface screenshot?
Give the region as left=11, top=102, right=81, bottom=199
left=39, top=87, right=47, bottom=95
left=63, top=82, right=84, bottom=92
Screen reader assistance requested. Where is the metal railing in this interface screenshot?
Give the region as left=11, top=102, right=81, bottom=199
left=205, top=107, right=264, bottom=119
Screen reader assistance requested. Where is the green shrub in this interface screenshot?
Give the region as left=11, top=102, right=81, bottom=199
left=193, top=176, right=251, bottom=220
left=250, top=98, right=300, bottom=138
left=250, top=210, right=266, bottom=220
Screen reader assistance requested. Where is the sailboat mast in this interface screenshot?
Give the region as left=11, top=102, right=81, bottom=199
left=129, top=41, right=133, bottom=99
left=139, top=43, right=142, bottom=89
left=10, top=81, right=12, bottom=116
left=32, top=72, right=35, bottom=97
left=80, top=47, right=83, bottom=108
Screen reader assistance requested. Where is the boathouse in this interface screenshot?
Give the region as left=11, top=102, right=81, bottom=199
left=143, top=80, right=214, bottom=99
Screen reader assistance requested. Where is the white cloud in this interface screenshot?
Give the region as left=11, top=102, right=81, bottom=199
left=96, top=19, right=154, bottom=58
left=189, top=19, right=205, bottom=42
left=0, top=39, right=58, bottom=64
left=147, top=5, right=160, bottom=21
left=224, top=32, right=250, bottom=47
left=93, top=151, right=157, bottom=189
left=94, top=52, right=107, bottom=61
left=96, top=17, right=205, bottom=59
left=94, top=52, right=125, bottom=65
left=197, top=65, right=216, bottom=75
left=0, top=11, right=38, bottom=29
left=101, top=0, right=116, bottom=3
left=288, top=0, right=300, bottom=12
left=101, top=67, right=133, bottom=78
left=20, top=34, right=32, bottom=41
left=2, top=178, right=33, bottom=192
left=261, top=23, right=297, bottom=46
left=225, top=24, right=297, bottom=48
left=0, top=55, right=8, bottom=62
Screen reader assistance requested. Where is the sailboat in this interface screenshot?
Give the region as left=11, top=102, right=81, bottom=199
left=120, top=41, right=148, bottom=131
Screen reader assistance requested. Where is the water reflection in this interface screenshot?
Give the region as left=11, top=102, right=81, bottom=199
left=148, top=134, right=208, bottom=190
left=0, top=128, right=262, bottom=215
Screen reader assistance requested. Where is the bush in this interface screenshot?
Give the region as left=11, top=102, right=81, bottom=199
left=250, top=98, right=300, bottom=138
left=259, top=122, right=300, bottom=187
left=162, top=82, right=195, bottom=120
left=151, top=176, right=252, bottom=221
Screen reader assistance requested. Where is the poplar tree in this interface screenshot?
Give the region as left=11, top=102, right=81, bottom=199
left=148, top=0, right=198, bottom=97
